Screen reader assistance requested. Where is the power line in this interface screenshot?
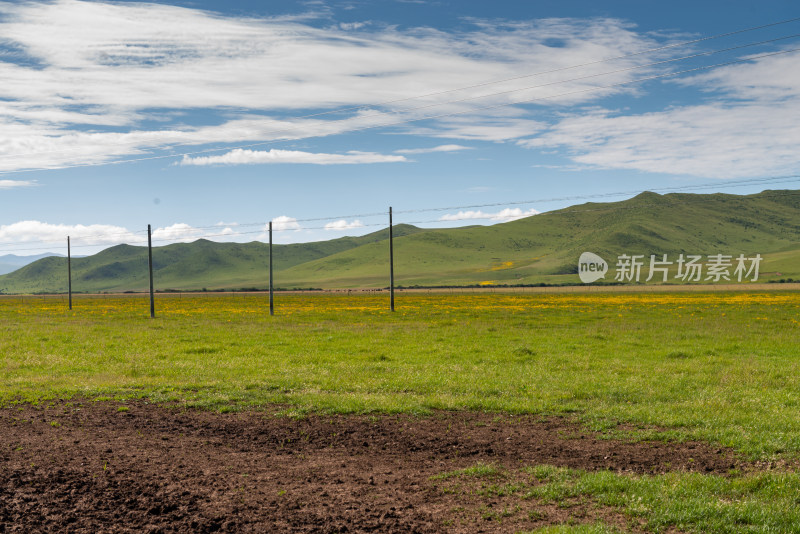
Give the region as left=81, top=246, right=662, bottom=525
left=6, top=187, right=798, bottom=255
left=1, top=176, right=798, bottom=253
left=0, top=208, right=397, bottom=248
left=397, top=188, right=800, bottom=226
left=395, top=175, right=800, bottom=214
left=1, top=26, right=799, bottom=173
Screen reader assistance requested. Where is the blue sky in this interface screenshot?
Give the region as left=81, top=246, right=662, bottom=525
left=0, top=0, right=799, bottom=255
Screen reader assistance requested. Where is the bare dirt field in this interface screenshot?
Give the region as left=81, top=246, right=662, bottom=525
left=1, top=400, right=742, bottom=533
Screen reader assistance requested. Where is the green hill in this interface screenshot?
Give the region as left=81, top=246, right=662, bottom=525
left=277, top=189, right=800, bottom=287
left=0, top=224, right=424, bottom=294
left=1, top=190, right=798, bottom=293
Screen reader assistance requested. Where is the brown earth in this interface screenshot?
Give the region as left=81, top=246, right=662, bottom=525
left=0, top=400, right=742, bottom=533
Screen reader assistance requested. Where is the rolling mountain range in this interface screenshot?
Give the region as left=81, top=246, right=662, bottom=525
left=1, top=189, right=798, bottom=294
left=0, top=253, right=66, bottom=276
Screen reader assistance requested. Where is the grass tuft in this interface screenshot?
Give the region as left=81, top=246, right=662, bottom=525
left=431, top=462, right=503, bottom=481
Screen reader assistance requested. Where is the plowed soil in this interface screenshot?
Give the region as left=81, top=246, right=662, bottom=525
left=1, top=400, right=741, bottom=533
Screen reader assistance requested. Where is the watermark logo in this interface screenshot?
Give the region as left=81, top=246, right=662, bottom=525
left=578, top=252, right=608, bottom=283
left=578, top=252, right=762, bottom=284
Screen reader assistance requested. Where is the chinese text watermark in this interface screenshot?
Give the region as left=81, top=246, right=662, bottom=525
left=579, top=253, right=762, bottom=284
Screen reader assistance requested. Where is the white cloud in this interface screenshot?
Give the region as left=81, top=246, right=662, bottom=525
left=164, top=223, right=242, bottom=241
left=8, top=3, right=795, bottom=180
left=0, top=1, right=664, bottom=171
left=0, top=179, right=36, bottom=189
left=179, top=148, right=407, bottom=166
left=405, top=111, right=546, bottom=142
left=0, top=115, right=391, bottom=172
left=339, top=22, right=368, bottom=31
left=0, top=220, right=139, bottom=247
left=151, top=223, right=206, bottom=243
left=324, top=219, right=365, bottom=231
left=271, top=216, right=301, bottom=232
left=439, top=208, right=539, bottom=222
left=395, top=144, right=472, bottom=154
left=523, top=102, right=800, bottom=179
left=521, top=50, right=800, bottom=179
left=0, top=219, right=248, bottom=254
left=677, top=49, right=800, bottom=103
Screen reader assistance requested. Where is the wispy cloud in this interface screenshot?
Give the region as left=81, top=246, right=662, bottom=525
left=0, top=179, right=36, bottom=189
left=395, top=144, right=472, bottom=154
left=339, top=21, right=369, bottom=31
left=324, top=219, right=365, bottom=231
left=677, top=48, right=800, bottom=103
left=0, top=1, right=664, bottom=171
left=5, top=2, right=794, bottom=180
left=439, top=208, right=539, bottom=222
left=406, top=112, right=546, bottom=142
left=521, top=50, right=800, bottom=178
left=179, top=148, right=407, bottom=166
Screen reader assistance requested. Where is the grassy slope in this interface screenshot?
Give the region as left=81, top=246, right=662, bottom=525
left=0, top=224, right=424, bottom=293
left=1, top=190, right=798, bottom=293
left=281, top=190, right=800, bottom=287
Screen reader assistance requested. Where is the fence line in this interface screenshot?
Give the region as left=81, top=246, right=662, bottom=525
left=2, top=187, right=799, bottom=316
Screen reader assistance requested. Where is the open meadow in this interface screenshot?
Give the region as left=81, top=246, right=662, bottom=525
left=2, top=291, right=800, bottom=532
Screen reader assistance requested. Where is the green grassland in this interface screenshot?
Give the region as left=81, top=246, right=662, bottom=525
left=435, top=463, right=800, bottom=533
left=3, top=290, right=800, bottom=532
left=2, top=189, right=799, bottom=293
left=3, top=291, right=799, bottom=457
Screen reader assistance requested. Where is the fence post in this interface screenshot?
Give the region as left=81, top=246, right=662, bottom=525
left=269, top=220, right=274, bottom=316
left=67, top=236, right=72, bottom=310
left=148, top=224, right=155, bottom=318
left=389, top=207, right=395, bottom=312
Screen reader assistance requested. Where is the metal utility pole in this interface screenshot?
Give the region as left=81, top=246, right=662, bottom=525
left=389, top=207, right=395, bottom=312
left=269, top=221, right=274, bottom=316
left=67, top=236, right=72, bottom=310
left=148, top=224, right=155, bottom=318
